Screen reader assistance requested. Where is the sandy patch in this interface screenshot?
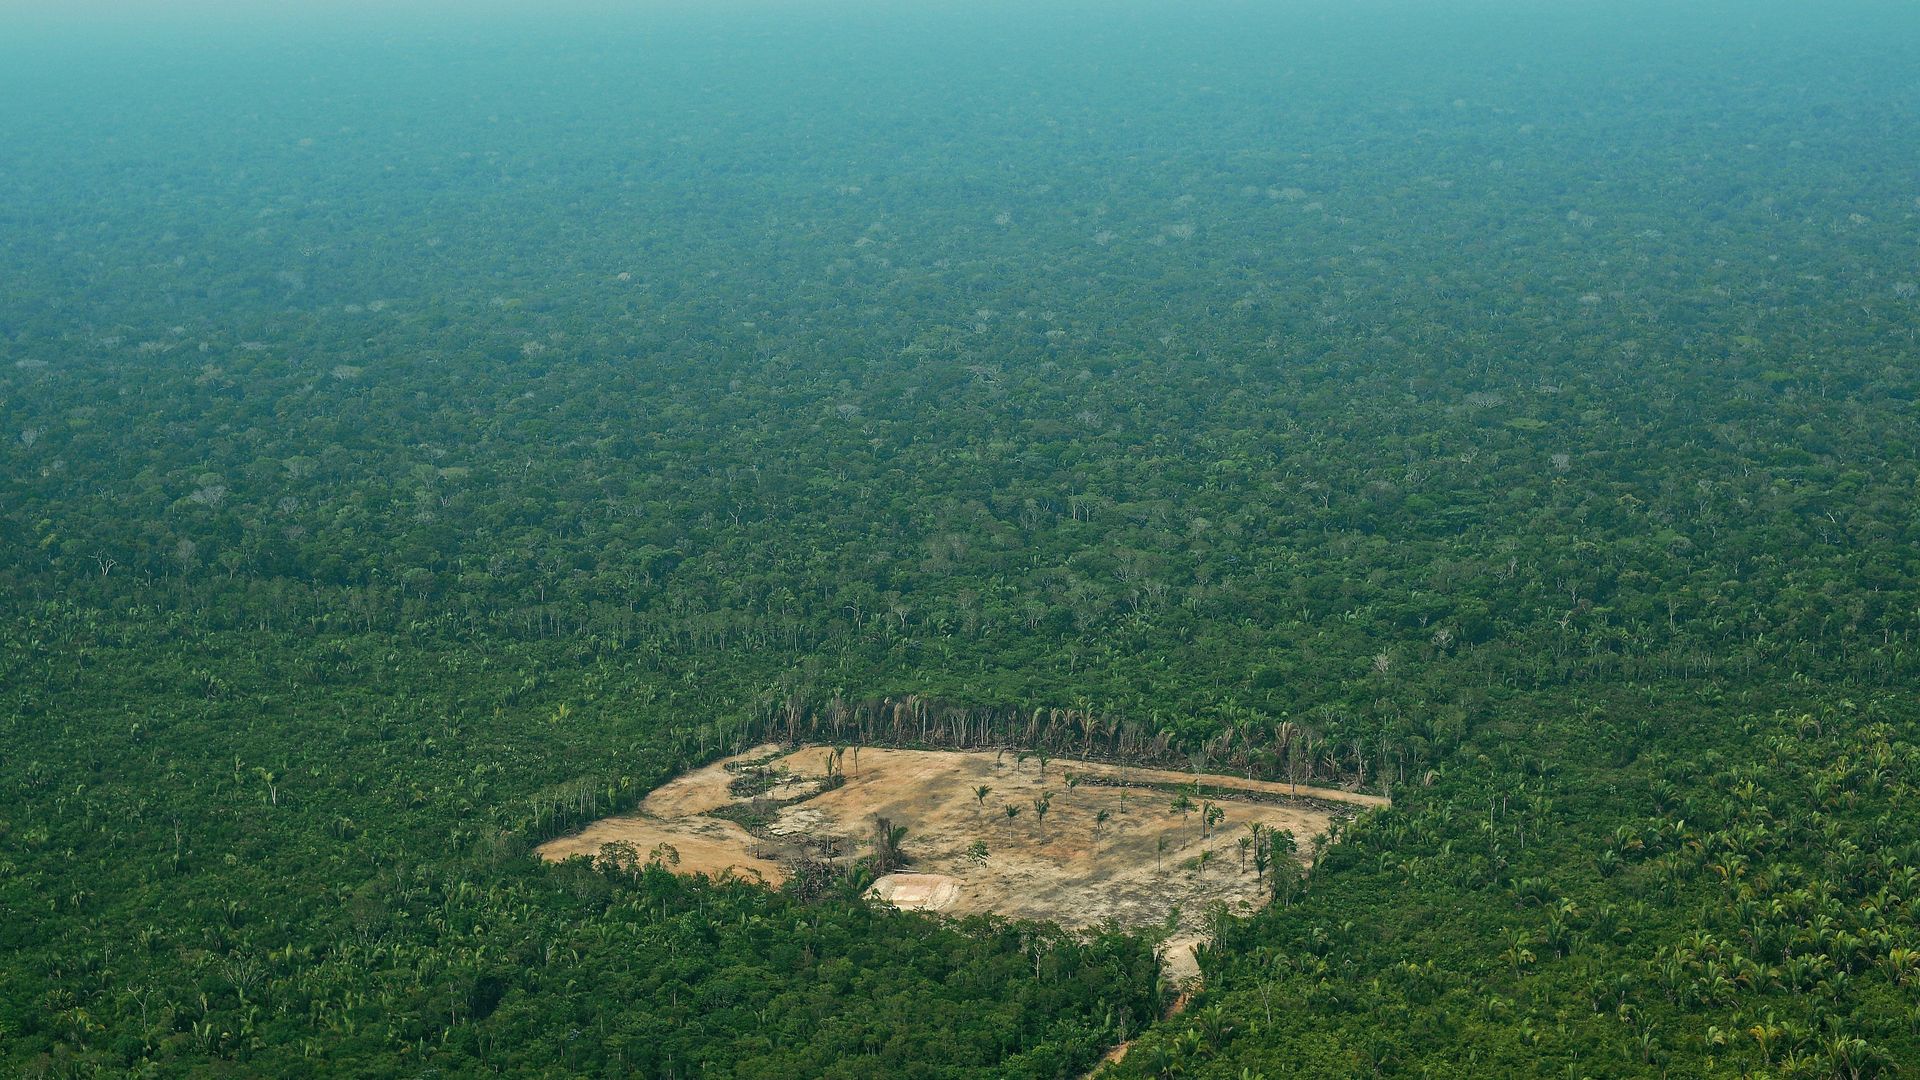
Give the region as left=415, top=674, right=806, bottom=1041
left=768, top=747, right=1338, bottom=962
left=870, top=872, right=963, bottom=911
left=639, top=745, right=783, bottom=817
left=534, top=745, right=789, bottom=883
left=540, top=744, right=1380, bottom=989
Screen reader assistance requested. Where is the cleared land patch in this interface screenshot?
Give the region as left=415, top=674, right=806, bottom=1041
left=537, top=744, right=1378, bottom=983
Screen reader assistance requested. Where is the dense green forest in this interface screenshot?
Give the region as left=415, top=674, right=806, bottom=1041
left=4, top=1, right=1919, bottom=1076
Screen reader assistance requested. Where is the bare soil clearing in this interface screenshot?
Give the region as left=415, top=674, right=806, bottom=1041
left=533, top=749, right=788, bottom=883
left=538, top=745, right=1376, bottom=987
left=870, top=872, right=963, bottom=911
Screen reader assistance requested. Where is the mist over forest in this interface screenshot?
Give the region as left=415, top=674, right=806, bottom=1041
left=4, top=2, right=1919, bottom=1076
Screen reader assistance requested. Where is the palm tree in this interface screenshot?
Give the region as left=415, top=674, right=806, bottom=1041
left=1170, top=793, right=1195, bottom=836
left=1275, top=719, right=1299, bottom=792
left=252, top=767, right=281, bottom=807
left=973, top=785, right=992, bottom=816
left=1077, top=709, right=1103, bottom=761
left=1271, top=827, right=1298, bottom=862
left=1032, top=792, right=1052, bottom=841
left=1093, top=809, right=1111, bottom=839
left=873, top=817, right=908, bottom=873
left=1003, top=803, right=1022, bottom=841
left=1501, top=928, right=1536, bottom=976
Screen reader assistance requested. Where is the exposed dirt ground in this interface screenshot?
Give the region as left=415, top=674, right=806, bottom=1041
left=532, top=751, right=788, bottom=884
left=537, top=745, right=1373, bottom=987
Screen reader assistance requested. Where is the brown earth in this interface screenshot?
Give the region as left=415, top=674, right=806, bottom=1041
left=532, top=749, right=789, bottom=883
left=537, top=744, right=1377, bottom=990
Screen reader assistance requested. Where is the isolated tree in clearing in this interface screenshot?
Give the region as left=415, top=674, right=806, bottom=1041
left=1171, top=793, right=1195, bottom=836
left=871, top=816, right=908, bottom=873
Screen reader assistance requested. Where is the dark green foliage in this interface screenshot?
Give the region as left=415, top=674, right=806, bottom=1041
left=4, top=1, right=1920, bottom=1076
left=1113, top=694, right=1920, bottom=1078
left=0, top=619, right=1158, bottom=1077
